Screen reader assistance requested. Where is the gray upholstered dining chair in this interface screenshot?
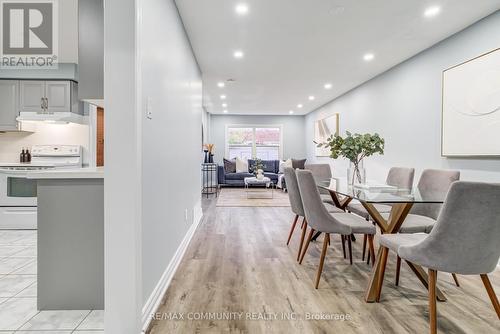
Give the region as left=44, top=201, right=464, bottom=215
left=305, top=163, right=335, bottom=205
left=295, top=169, right=376, bottom=288
left=348, top=167, right=415, bottom=261
left=376, top=181, right=500, bottom=334
left=284, top=167, right=343, bottom=261
left=385, top=169, right=460, bottom=286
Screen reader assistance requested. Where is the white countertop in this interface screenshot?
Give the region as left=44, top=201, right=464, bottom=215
left=26, top=167, right=104, bottom=179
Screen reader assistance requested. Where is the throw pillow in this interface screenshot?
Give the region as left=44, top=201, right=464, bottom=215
left=292, top=158, right=307, bottom=169
left=279, top=159, right=293, bottom=173
left=223, top=158, right=236, bottom=173
left=236, top=157, right=249, bottom=173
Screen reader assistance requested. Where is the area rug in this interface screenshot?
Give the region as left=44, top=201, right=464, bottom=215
left=216, top=188, right=291, bottom=207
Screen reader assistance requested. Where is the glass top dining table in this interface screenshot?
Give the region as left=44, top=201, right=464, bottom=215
left=315, top=177, right=446, bottom=204
left=315, top=177, right=448, bottom=303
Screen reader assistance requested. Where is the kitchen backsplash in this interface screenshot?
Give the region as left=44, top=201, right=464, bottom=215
left=0, top=122, right=90, bottom=165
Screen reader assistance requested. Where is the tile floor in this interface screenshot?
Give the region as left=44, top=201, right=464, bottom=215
left=0, top=230, right=104, bottom=333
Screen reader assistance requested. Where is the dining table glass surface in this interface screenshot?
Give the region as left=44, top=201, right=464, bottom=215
left=315, top=177, right=446, bottom=204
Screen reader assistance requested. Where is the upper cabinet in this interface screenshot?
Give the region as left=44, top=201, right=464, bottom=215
left=20, top=80, right=75, bottom=114
left=0, top=80, right=19, bottom=131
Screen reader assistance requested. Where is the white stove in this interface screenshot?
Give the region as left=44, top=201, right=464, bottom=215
left=0, top=145, right=82, bottom=229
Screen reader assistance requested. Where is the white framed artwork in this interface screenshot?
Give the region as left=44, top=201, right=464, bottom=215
left=314, top=113, right=339, bottom=157
left=442, top=48, right=500, bottom=157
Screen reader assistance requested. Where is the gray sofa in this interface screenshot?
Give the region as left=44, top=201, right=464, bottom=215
left=218, top=159, right=281, bottom=187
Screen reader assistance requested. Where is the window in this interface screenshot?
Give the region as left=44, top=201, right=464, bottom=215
left=226, top=125, right=282, bottom=160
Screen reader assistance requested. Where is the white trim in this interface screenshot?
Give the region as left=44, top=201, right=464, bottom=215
left=141, top=200, right=203, bottom=332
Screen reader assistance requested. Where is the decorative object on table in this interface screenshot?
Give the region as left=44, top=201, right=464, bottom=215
left=314, top=113, right=340, bottom=157
left=203, top=150, right=209, bottom=163
left=291, top=158, right=307, bottom=169
left=201, top=163, right=219, bottom=198
left=250, top=158, right=265, bottom=180
left=203, top=143, right=215, bottom=163
left=442, top=48, right=500, bottom=156
left=316, top=131, right=384, bottom=186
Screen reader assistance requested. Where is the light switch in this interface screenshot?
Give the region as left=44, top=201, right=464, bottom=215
left=146, top=97, right=153, bottom=120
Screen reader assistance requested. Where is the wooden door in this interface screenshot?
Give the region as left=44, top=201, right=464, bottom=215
left=96, top=107, right=104, bottom=166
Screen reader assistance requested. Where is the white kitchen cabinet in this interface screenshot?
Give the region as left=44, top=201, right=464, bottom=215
left=0, top=80, right=20, bottom=131
left=20, top=81, right=45, bottom=113
left=19, top=80, right=74, bottom=114
left=46, top=81, right=71, bottom=113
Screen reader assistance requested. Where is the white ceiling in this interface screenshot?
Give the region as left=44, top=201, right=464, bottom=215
left=175, top=0, right=500, bottom=115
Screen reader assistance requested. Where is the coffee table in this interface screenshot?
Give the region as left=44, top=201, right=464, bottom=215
left=244, top=176, right=274, bottom=199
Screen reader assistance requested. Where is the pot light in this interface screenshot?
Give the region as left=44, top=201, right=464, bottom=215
left=220, top=95, right=226, bottom=100
left=363, top=53, right=375, bottom=61
left=223, top=110, right=228, bottom=113
left=308, top=95, right=315, bottom=101
left=324, top=83, right=332, bottom=89
left=217, top=82, right=225, bottom=88
left=222, top=103, right=228, bottom=108
left=233, top=50, right=244, bottom=59
left=289, top=110, right=294, bottom=114
left=424, top=6, right=441, bottom=17
left=297, top=104, right=303, bottom=108
left=235, top=4, right=249, bottom=15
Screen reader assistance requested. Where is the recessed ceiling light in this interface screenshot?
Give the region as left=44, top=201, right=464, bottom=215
left=289, top=110, right=294, bottom=114
left=424, top=6, right=441, bottom=17
left=308, top=95, right=315, bottom=101
left=217, top=82, right=225, bottom=88
left=235, top=4, right=249, bottom=15
left=222, top=103, right=227, bottom=107
left=297, top=104, right=303, bottom=108
left=220, top=95, right=226, bottom=100
left=324, top=83, right=332, bottom=89
left=223, top=110, right=228, bottom=113
left=233, top=50, right=244, bottom=59
left=363, top=53, right=375, bottom=61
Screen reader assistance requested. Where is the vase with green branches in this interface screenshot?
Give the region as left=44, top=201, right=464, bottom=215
left=316, top=131, right=385, bottom=185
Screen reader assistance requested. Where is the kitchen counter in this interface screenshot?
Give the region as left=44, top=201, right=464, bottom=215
left=26, top=167, right=104, bottom=179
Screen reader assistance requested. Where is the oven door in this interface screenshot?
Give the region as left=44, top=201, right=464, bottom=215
left=0, top=171, right=38, bottom=206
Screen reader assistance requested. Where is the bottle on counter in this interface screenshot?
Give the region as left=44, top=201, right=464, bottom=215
left=26, top=148, right=31, bottom=163
left=20, top=148, right=26, bottom=163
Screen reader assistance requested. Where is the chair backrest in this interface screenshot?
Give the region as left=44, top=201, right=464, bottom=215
left=296, top=169, right=351, bottom=234
left=411, top=169, right=460, bottom=219
left=386, top=167, right=415, bottom=190
left=399, top=181, right=500, bottom=275
left=305, top=164, right=332, bottom=194
left=284, top=167, right=304, bottom=217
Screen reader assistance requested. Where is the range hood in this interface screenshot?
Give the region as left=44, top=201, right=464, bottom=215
left=17, top=112, right=87, bottom=125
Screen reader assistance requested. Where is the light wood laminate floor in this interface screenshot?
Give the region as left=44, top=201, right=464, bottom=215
left=149, top=198, right=500, bottom=334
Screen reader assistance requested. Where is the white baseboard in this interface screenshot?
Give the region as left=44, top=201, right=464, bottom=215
left=141, top=200, right=203, bottom=332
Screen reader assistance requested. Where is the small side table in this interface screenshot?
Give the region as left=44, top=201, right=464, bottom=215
left=201, top=163, right=219, bottom=198
left=244, top=176, right=274, bottom=199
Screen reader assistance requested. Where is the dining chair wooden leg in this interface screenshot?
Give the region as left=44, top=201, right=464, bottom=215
left=429, top=269, right=438, bottom=334
left=297, top=218, right=307, bottom=262
left=375, top=246, right=389, bottom=302
left=347, top=236, right=353, bottom=265
left=299, top=227, right=316, bottom=264
left=395, top=256, right=401, bottom=286
left=315, top=233, right=330, bottom=289
left=286, top=215, right=299, bottom=246
left=367, top=235, right=376, bottom=267
left=451, top=273, right=460, bottom=287
left=480, top=274, right=500, bottom=319
left=362, top=234, right=367, bottom=261
left=341, top=235, right=347, bottom=259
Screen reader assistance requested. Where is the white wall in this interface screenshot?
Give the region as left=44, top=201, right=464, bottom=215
left=58, top=0, right=78, bottom=63
left=305, top=11, right=500, bottom=183
left=210, top=114, right=307, bottom=162
left=0, top=122, right=89, bottom=164
left=140, top=0, right=202, bottom=306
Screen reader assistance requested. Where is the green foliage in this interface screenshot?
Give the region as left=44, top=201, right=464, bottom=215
left=251, top=158, right=264, bottom=174
left=316, top=131, right=385, bottom=165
